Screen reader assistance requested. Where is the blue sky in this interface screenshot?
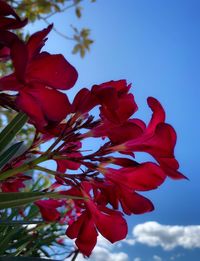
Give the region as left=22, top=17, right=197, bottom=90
left=28, top=1, right=200, bottom=260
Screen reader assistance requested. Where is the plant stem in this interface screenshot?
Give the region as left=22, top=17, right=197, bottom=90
left=34, top=165, right=65, bottom=177
left=0, top=154, right=49, bottom=181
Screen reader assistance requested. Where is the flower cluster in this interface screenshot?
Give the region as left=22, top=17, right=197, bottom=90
left=0, top=1, right=185, bottom=258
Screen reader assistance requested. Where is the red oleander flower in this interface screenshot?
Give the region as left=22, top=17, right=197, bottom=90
left=91, top=162, right=165, bottom=215
left=101, top=162, right=166, bottom=191
left=65, top=182, right=128, bottom=257
left=107, top=97, right=186, bottom=179
left=0, top=0, right=27, bottom=30
left=35, top=199, right=65, bottom=222
left=91, top=80, right=138, bottom=124
left=0, top=3, right=185, bottom=258
left=0, top=175, right=31, bottom=192
left=0, top=25, right=78, bottom=128
left=19, top=79, right=184, bottom=257
left=72, top=88, right=98, bottom=115
left=55, top=142, right=82, bottom=172
left=93, top=181, right=154, bottom=215
left=0, top=0, right=27, bottom=61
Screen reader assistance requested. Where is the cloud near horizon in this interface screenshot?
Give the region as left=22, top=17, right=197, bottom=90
left=125, top=221, right=200, bottom=250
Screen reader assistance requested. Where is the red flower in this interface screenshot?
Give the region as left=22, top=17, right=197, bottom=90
left=35, top=199, right=65, bottom=222
left=91, top=80, right=138, bottom=124
left=0, top=25, right=78, bottom=128
left=0, top=175, right=31, bottom=192
left=66, top=206, right=127, bottom=257
left=72, top=88, right=98, bottom=115
left=0, top=1, right=27, bottom=62
left=91, top=162, right=165, bottom=215
left=0, top=46, right=10, bottom=61
left=102, top=162, right=166, bottom=191
left=111, top=97, right=186, bottom=179
left=65, top=183, right=127, bottom=256
left=94, top=181, right=154, bottom=215
left=55, top=142, right=82, bottom=173
left=0, top=0, right=27, bottom=30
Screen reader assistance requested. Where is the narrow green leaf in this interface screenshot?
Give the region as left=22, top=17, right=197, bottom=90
left=0, top=112, right=28, bottom=153
left=0, top=227, right=21, bottom=254
left=0, top=192, right=84, bottom=209
left=0, top=142, right=23, bottom=170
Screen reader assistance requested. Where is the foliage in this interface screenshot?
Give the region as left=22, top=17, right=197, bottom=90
left=8, top=0, right=95, bottom=58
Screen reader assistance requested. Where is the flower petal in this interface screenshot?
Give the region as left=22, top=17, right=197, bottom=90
left=66, top=212, right=98, bottom=257
left=56, top=152, right=82, bottom=172
left=104, top=163, right=166, bottom=191
left=26, top=85, right=71, bottom=123
left=26, top=53, right=78, bottom=90
left=119, top=190, right=154, bottom=215
left=16, top=89, right=47, bottom=128
left=75, top=216, right=98, bottom=257
left=35, top=199, right=64, bottom=221
left=147, top=97, right=165, bottom=134
left=95, top=209, right=127, bottom=243
left=27, top=24, right=53, bottom=59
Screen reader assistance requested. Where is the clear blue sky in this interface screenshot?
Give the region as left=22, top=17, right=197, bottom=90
left=29, top=1, right=200, bottom=260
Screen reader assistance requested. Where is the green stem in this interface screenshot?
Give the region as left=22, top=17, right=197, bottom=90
left=34, top=165, right=88, bottom=179
left=0, top=154, right=49, bottom=181
left=34, top=165, right=66, bottom=177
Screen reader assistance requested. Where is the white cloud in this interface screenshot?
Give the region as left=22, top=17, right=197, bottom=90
left=123, top=238, right=136, bottom=246
left=153, top=255, right=162, bottom=261
left=65, top=234, right=129, bottom=261
left=87, top=246, right=129, bottom=261
left=170, top=253, right=184, bottom=260
left=133, top=257, right=142, bottom=261
left=131, top=221, right=200, bottom=250
left=73, top=246, right=129, bottom=261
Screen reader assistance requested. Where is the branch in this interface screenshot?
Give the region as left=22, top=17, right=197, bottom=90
left=40, top=17, right=74, bottom=41
left=41, top=0, right=84, bottom=20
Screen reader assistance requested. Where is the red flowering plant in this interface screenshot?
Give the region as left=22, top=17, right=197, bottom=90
left=0, top=1, right=186, bottom=259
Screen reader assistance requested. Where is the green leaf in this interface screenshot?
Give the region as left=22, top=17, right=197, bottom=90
left=0, top=141, right=23, bottom=170
left=72, top=44, right=81, bottom=54
left=0, top=112, right=28, bottom=153
left=0, top=192, right=84, bottom=209
left=0, top=227, right=21, bottom=255
left=75, top=6, right=82, bottom=18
